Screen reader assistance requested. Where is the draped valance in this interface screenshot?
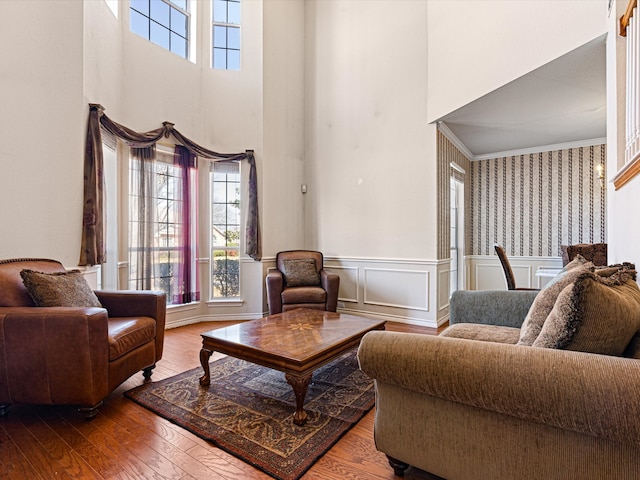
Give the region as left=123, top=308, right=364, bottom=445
left=79, top=103, right=260, bottom=265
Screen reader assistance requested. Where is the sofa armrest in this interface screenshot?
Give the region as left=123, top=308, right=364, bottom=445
left=265, top=271, right=284, bottom=314
left=358, top=331, right=640, bottom=445
left=95, top=290, right=166, bottom=360
left=320, top=269, right=340, bottom=311
left=0, top=307, right=110, bottom=405
left=450, top=289, right=538, bottom=328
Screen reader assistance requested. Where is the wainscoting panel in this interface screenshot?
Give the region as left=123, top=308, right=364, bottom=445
left=363, top=268, right=429, bottom=310
left=328, top=265, right=359, bottom=303
left=325, top=257, right=445, bottom=328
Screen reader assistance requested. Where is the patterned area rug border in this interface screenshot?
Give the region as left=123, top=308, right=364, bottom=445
left=125, top=350, right=374, bottom=480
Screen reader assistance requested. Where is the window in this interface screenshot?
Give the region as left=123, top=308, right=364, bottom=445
left=212, top=0, right=240, bottom=70
left=211, top=161, right=241, bottom=298
left=128, top=147, right=198, bottom=305
left=130, top=0, right=189, bottom=59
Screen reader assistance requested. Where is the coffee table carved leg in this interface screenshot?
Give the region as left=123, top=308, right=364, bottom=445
left=199, top=348, right=213, bottom=386
left=285, top=373, right=312, bottom=426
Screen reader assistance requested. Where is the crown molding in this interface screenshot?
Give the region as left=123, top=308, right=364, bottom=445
left=436, top=121, right=606, bottom=160
left=472, top=137, right=607, bottom=161
left=436, top=121, right=474, bottom=160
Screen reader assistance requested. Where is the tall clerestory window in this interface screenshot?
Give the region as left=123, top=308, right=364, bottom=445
left=130, top=0, right=189, bottom=59
left=212, top=0, right=241, bottom=70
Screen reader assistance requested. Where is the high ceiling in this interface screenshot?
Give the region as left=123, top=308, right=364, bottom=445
left=439, top=35, right=607, bottom=159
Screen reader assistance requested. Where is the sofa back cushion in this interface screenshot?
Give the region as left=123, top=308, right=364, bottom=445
left=0, top=258, right=65, bottom=307
left=532, top=269, right=640, bottom=356
left=518, top=256, right=593, bottom=346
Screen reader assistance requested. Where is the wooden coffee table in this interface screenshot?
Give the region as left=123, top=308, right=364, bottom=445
left=199, top=308, right=385, bottom=425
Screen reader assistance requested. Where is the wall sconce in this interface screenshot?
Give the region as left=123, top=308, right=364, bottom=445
left=596, top=163, right=605, bottom=188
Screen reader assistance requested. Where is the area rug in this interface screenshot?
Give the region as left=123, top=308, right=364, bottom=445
left=124, top=350, right=374, bottom=480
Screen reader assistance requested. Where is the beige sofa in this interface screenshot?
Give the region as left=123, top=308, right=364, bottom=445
left=358, top=262, right=640, bottom=479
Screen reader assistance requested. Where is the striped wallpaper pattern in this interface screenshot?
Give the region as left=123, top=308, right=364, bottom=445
left=437, top=131, right=471, bottom=260
left=469, top=144, right=607, bottom=257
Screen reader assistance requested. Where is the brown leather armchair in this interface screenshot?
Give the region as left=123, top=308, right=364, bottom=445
left=265, top=250, right=340, bottom=315
left=0, top=258, right=166, bottom=419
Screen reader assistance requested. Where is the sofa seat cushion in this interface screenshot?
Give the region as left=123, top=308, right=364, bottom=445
left=533, top=269, right=640, bottom=356
left=108, top=317, right=156, bottom=361
left=440, top=324, right=521, bottom=344
left=282, top=286, right=326, bottom=304
left=518, top=256, right=594, bottom=346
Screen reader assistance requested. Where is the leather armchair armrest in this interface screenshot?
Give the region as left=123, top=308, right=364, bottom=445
left=358, top=331, right=640, bottom=445
left=0, top=307, right=110, bottom=406
left=95, top=290, right=166, bottom=360
left=321, top=269, right=340, bottom=311
left=265, top=271, right=284, bottom=314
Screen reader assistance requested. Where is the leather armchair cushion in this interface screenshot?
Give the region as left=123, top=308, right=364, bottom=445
left=281, top=286, right=326, bottom=304
left=281, top=258, right=321, bottom=287
left=108, top=317, right=157, bottom=361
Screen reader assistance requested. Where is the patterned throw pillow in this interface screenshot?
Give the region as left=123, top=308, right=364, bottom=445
left=533, top=268, right=640, bottom=356
left=20, top=269, right=102, bottom=307
left=281, top=258, right=321, bottom=287
left=517, top=256, right=594, bottom=346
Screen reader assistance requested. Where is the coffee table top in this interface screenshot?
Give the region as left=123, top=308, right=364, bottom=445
left=200, top=308, right=386, bottom=368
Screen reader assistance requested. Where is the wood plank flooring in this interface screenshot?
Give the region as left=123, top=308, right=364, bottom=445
left=0, top=319, right=444, bottom=480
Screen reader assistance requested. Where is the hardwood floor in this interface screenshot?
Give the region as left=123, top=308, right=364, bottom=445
left=0, top=319, right=444, bottom=480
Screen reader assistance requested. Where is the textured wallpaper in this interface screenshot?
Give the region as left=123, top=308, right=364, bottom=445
left=437, top=132, right=471, bottom=260
left=469, top=145, right=607, bottom=257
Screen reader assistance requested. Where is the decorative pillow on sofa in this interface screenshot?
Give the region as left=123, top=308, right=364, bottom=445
left=281, top=258, right=321, bottom=287
left=517, top=255, right=594, bottom=346
left=20, top=269, right=102, bottom=307
left=532, top=268, right=640, bottom=356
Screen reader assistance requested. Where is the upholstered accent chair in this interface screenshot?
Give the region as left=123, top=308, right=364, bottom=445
left=561, top=242, right=608, bottom=266
left=0, top=258, right=166, bottom=419
left=494, top=244, right=539, bottom=291
left=265, top=250, right=340, bottom=315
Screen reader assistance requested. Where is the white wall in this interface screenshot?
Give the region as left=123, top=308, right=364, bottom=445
left=426, top=0, right=608, bottom=122
left=0, top=1, right=85, bottom=266
left=304, top=0, right=437, bottom=259
left=261, top=0, right=306, bottom=256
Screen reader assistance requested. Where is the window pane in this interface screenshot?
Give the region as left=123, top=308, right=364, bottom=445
left=226, top=206, right=240, bottom=227
left=171, top=33, right=187, bottom=58
left=213, top=48, right=227, bottom=69
left=212, top=183, right=227, bottom=203
left=213, top=25, right=227, bottom=48
left=131, top=0, right=149, bottom=16
left=227, top=182, right=239, bottom=203
left=212, top=204, right=227, bottom=224
left=150, top=0, right=170, bottom=27
left=227, top=49, right=240, bottom=70
left=228, top=1, right=240, bottom=24
left=171, top=8, right=187, bottom=36
left=150, top=22, right=170, bottom=49
left=130, top=10, right=149, bottom=39
left=227, top=26, right=240, bottom=49
left=213, top=0, right=227, bottom=22
left=212, top=250, right=239, bottom=298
